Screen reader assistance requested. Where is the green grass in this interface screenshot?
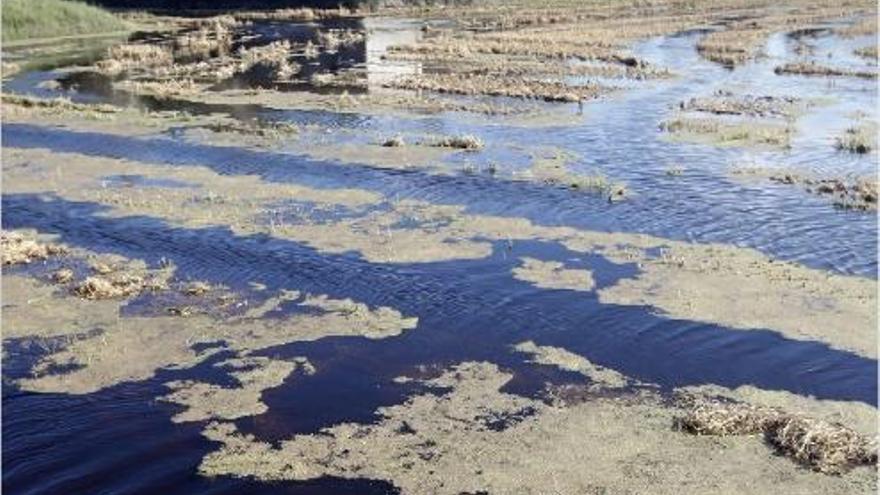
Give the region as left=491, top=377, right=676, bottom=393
left=2, top=0, right=128, bottom=42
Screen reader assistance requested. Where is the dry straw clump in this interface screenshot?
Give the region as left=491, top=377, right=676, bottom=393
left=315, top=29, right=365, bottom=51
left=1, top=231, right=67, bottom=265
left=765, top=416, right=878, bottom=475
left=127, top=78, right=200, bottom=98
left=71, top=260, right=171, bottom=300
left=52, top=268, right=75, bottom=283
left=678, top=400, right=877, bottom=474
left=98, top=43, right=173, bottom=74
left=173, top=16, right=237, bottom=63
left=73, top=271, right=169, bottom=299
left=430, top=134, right=484, bottom=151
left=74, top=275, right=145, bottom=299
left=236, top=41, right=300, bottom=83
left=678, top=400, right=785, bottom=436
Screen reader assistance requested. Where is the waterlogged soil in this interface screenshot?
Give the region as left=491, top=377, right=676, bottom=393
left=2, top=5, right=878, bottom=495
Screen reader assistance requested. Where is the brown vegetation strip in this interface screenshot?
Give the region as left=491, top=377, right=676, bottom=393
left=388, top=73, right=605, bottom=102
left=775, top=62, right=878, bottom=79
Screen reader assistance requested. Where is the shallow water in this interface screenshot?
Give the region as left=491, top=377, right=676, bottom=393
left=2, top=16, right=878, bottom=495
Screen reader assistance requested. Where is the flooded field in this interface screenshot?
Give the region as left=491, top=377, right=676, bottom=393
left=2, top=1, right=878, bottom=494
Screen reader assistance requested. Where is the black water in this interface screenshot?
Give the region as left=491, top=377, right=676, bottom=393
left=2, top=17, right=878, bottom=495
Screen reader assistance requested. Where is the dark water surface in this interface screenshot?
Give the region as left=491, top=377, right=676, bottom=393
left=2, top=17, right=877, bottom=495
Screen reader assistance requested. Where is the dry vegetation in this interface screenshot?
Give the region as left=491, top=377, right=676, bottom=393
left=236, top=41, right=300, bottom=84
left=87, top=12, right=341, bottom=97
left=68, top=0, right=875, bottom=110
left=766, top=173, right=878, bottom=211
left=388, top=73, right=605, bottom=102
left=377, top=0, right=875, bottom=103
left=854, top=45, right=878, bottom=60
left=76, top=1, right=873, bottom=107
left=660, top=116, right=793, bottom=148
left=775, top=62, right=878, bottom=79
left=200, top=118, right=299, bottom=139
left=173, top=15, right=237, bottom=63
left=379, top=133, right=483, bottom=151
left=693, top=4, right=873, bottom=66
left=696, top=25, right=768, bottom=67
left=836, top=123, right=877, bottom=154
left=98, top=43, right=174, bottom=75
left=72, top=263, right=170, bottom=300
left=429, top=134, right=484, bottom=150
left=678, top=399, right=877, bottom=474
left=679, top=92, right=806, bottom=118
left=835, top=17, right=878, bottom=38
left=1, top=230, right=67, bottom=265
left=662, top=91, right=811, bottom=150
left=233, top=7, right=355, bottom=23
left=1, top=93, right=119, bottom=117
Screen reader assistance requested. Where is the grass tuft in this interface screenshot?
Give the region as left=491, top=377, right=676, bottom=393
left=835, top=125, right=875, bottom=154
